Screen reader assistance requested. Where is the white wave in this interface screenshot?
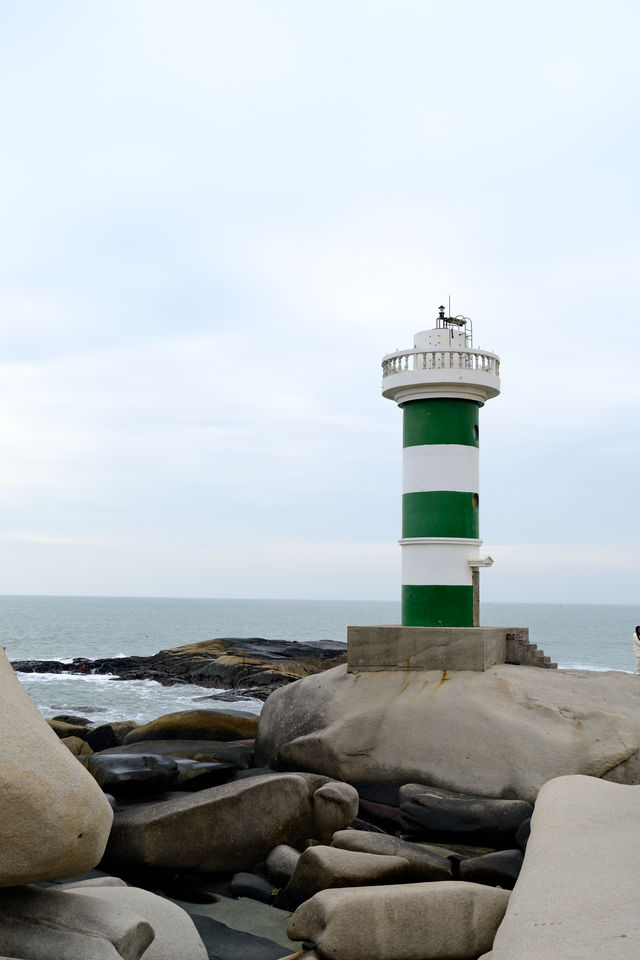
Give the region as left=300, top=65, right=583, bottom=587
left=16, top=671, right=119, bottom=682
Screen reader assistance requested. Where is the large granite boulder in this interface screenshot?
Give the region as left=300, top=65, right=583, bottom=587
left=256, top=664, right=640, bottom=802
left=0, top=648, right=113, bottom=886
left=488, top=775, right=640, bottom=958
left=287, top=881, right=510, bottom=960
left=104, top=772, right=358, bottom=874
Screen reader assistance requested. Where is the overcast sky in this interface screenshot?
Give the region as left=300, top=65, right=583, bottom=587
left=0, top=1, right=639, bottom=604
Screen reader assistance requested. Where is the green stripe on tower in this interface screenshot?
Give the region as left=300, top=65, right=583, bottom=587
left=402, top=584, right=474, bottom=627
left=402, top=490, right=479, bottom=538
left=403, top=398, right=479, bottom=448
left=401, top=397, right=478, bottom=626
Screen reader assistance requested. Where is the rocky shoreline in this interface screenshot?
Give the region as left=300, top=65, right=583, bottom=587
left=11, top=636, right=348, bottom=701
left=5, top=639, right=640, bottom=958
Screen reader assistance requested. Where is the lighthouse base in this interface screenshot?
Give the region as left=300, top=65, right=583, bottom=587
left=346, top=625, right=554, bottom=673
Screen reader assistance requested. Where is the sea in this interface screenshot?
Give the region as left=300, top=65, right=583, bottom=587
left=1, top=596, right=637, bottom=725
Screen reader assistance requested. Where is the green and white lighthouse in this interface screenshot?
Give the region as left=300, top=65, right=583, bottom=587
left=382, top=307, right=500, bottom=628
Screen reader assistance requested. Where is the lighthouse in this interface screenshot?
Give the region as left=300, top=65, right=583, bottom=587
left=381, top=307, right=500, bottom=628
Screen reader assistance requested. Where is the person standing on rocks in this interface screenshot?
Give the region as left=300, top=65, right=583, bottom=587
left=633, top=626, right=640, bottom=674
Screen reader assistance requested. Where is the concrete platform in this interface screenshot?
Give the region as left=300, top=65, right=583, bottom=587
left=347, top=625, right=531, bottom=672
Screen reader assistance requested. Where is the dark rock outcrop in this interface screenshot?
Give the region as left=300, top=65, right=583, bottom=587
left=12, top=637, right=347, bottom=701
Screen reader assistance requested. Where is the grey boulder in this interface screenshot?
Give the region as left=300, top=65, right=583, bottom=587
left=0, top=649, right=113, bottom=887
left=0, top=883, right=155, bottom=960
left=256, top=663, right=640, bottom=803
left=288, top=880, right=511, bottom=960
left=104, top=773, right=358, bottom=874
left=67, top=880, right=208, bottom=959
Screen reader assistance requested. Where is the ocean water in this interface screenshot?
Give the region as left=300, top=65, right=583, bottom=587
left=1, top=595, right=637, bottom=725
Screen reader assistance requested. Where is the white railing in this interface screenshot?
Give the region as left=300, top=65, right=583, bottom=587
left=382, top=348, right=500, bottom=377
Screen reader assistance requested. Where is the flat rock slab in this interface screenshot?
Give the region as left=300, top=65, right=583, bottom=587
left=490, top=775, right=640, bottom=958
left=256, top=664, right=640, bottom=802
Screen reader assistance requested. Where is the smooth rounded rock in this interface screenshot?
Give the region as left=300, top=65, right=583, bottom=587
left=256, top=664, right=640, bottom=803
left=230, top=872, right=276, bottom=903
left=266, top=844, right=302, bottom=885
left=124, top=709, right=259, bottom=745
left=104, top=772, right=356, bottom=874
left=312, top=782, right=359, bottom=842
left=277, top=845, right=410, bottom=908
left=399, top=783, right=533, bottom=845
left=62, top=735, right=93, bottom=756
left=47, top=717, right=91, bottom=739
left=87, top=754, right=179, bottom=797
left=287, top=880, right=511, bottom=960
left=70, top=882, right=209, bottom=959
left=0, top=648, right=113, bottom=886
left=331, top=830, right=452, bottom=881
left=0, top=884, right=155, bottom=960
left=85, top=721, right=139, bottom=751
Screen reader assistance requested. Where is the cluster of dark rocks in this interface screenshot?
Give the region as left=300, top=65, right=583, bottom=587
left=46, top=705, right=533, bottom=960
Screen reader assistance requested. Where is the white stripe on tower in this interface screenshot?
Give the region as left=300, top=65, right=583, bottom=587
left=403, top=444, right=478, bottom=495
left=401, top=538, right=481, bottom=586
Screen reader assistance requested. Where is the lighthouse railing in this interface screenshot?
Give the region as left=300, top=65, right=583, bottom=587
left=382, top=348, right=500, bottom=377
